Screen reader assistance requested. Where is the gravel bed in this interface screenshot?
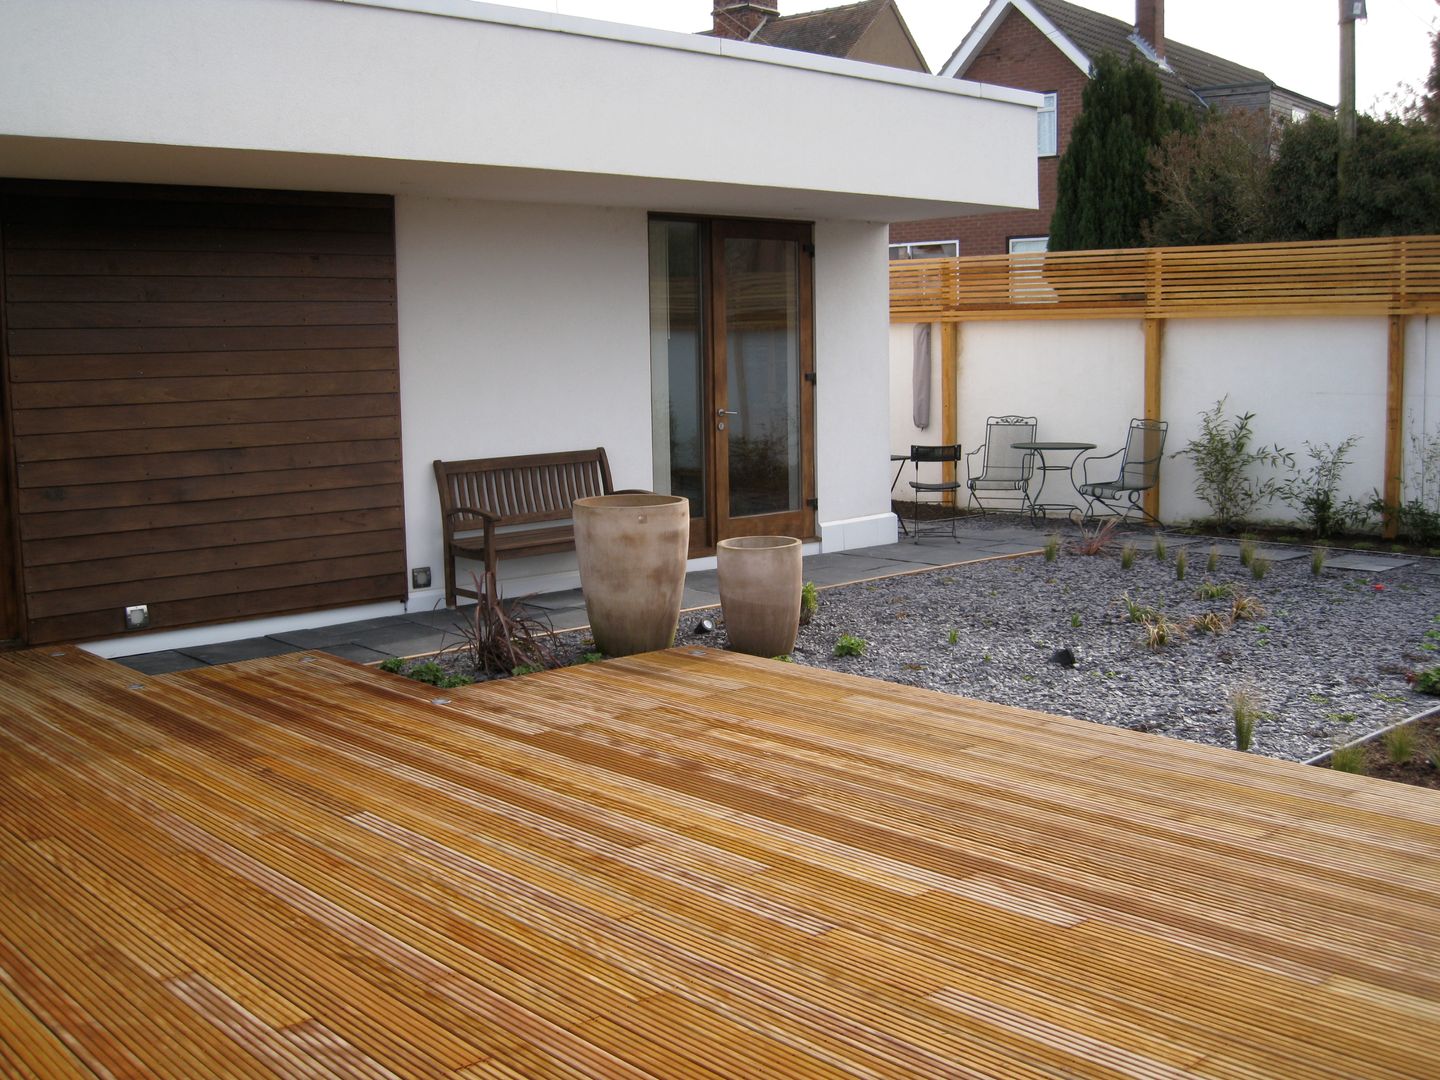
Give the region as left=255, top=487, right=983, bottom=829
left=413, top=520, right=1440, bottom=763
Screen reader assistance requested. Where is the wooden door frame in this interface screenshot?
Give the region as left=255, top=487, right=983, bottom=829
left=706, top=218, right=816, bottom=545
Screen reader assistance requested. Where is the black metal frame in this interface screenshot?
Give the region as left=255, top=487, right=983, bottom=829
left=965, top=415, right=1037, bottom=514
left=1077, top=418, right=1168, bottom=526
left=907, top=443, right=963, bottom=541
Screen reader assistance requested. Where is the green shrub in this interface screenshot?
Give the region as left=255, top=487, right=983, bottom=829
left=1120, top=542, right=1137, bottom=570
left=833, top=634, right=867, bottom=658
left=1173, top=398, right=1290, bottom=531
left=1328, top=743, right=1368, bottom=774
left=1250, top=555, right=1272, bottom=581
left=1229, top=688, right=1263, bottom=752
left=378, top=657, right=405, bottom=673
left=799, top=581, right=819, bottom=626
left=1174, top=548, right=1187, bottom=580
left=1412, top=666, right=1440, bottom=695
left=1153, top=535, right=1167, bottom=562
left=1311, top=547, right=1327, bottom=576
left=1277, top=437, right=1359, bottom=537
left=1381, top=725, right=1416, bottom=765
left=1206, top=545, right=1220, bottom=573
left=1044, top=534, right=1060, bottom=562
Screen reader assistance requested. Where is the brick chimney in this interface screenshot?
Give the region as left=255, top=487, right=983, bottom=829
left=1135, top=1, right=1164, bottom=60
left=711, top=1, right=779, bottom=41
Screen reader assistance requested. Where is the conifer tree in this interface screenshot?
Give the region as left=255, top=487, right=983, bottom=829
left=1049, top=52, right=1193, bottom=250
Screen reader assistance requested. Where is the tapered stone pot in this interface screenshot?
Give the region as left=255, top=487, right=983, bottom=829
left=717, top=535, right=803, bottom=658
left=573, top=494, right=689, bottom=657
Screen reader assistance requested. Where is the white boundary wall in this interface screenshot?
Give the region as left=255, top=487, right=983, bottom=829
left=890, top=315, right=1440, bottom=525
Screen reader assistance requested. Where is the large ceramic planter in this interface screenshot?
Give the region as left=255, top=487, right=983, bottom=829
left=717, top=535, right=803, bottom=658
left=573, top=494, right=689, bottom=657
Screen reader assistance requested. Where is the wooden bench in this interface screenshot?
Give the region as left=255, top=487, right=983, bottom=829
left=433, top=448, right=628, bottom=607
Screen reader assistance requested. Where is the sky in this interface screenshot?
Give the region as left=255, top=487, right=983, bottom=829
left=481, top=0, right=1437, bottom=113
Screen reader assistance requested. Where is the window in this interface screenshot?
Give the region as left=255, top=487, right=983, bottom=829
left=1008, top=236, right=1049, bottom=254
left=1038, top=92, right=1058, bottom=157
left=888, top=240, right=959, bottom=260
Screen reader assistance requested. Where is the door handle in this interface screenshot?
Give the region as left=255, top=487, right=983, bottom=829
left=717, top=408, right=739, bottom=416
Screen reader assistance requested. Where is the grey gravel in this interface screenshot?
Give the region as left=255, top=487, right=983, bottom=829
left=414, top=519, right=1440, bottom=764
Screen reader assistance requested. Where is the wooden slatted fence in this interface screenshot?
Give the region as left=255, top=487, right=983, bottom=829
left=890, top=236, right=1440, bottom=322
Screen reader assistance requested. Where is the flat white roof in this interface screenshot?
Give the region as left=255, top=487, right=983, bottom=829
left=0, top=0, right=1041, bottom=221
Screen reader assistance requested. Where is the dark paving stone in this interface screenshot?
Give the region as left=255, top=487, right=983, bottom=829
left=1202, top=542, right=1309, bottom=563
left=523, top=588, right=586, bottom=611
left=802, top=559, right=917, bottom=585
left=681, top=586, right=721, bottom=610
left=401, top=607, right=473, bottom=630
left=800, top=552, right=902, bottom=573
left=112, top=650, right=209, bottom=674
left=349, top=626, right=457, bottom=657
left=542, top=607, right=592, bottom=632
left=178, top=637, right=300, bottom=665
left=683, top=570, right=719, bottom=591
left=317, top=643, right=394, bottom=665
left=1324, top=552, right=1417, bottom=572
left=270, top=616, right=413, bottom=649
left=972, top=539, right=1046, bottom=555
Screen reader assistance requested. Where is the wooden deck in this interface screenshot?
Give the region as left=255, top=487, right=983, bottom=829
left=2, top=646, right=1439, bottom=1078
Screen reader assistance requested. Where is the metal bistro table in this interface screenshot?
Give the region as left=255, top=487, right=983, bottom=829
left=1011, top=441, right=1096, bottom=524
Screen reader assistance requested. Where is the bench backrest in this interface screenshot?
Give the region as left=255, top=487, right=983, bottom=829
left=433, top=448, right=614, bottom=527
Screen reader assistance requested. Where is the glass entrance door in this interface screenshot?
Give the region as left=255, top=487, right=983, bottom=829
left=648, top=217, right=814, bottom=552
left=711, top=221, right=814, bottom=540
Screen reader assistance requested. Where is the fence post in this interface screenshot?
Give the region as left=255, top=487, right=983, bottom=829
left=942, top=322, right=959, bottom=502
left=1143, top=317, right=1165, bottom=522
left=1383, top=314, right=1407, bottom=539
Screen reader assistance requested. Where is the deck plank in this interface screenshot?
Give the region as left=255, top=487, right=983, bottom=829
left=1, top=645, right=1438, bottom=1077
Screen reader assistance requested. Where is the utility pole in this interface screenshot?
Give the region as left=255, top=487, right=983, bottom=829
left=1337, top=1, right=1365, bottom=237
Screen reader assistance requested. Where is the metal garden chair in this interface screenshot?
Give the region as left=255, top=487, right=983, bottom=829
left=907, top=444, right=963, bottom=540
left=965, top=415, right=1037, bottom=514
left=1077, top=418, right=1168, bottom=525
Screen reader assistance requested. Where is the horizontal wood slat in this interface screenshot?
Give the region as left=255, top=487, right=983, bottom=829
left=15, top=416, right=402, bottom=463
left=13, top=372, right=399, bottom=409
left=891, top=236, right=1440, bottom=322
left=22, top=508, right=403, bottom=570
left=7, top=347, right=399, bottom=382
left=7, top=300, right=397, bottom=329
left=17, top=439, right=401, bottom=487
left=1, top=646, right=1438, bottom=1076
left=2, top=182, right=405, bottom=644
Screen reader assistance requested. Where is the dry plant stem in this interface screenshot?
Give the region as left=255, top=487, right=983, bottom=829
left=456, top=570, right=559, bottom=676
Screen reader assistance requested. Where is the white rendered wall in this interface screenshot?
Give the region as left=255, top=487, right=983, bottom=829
left=888, top=323, right=944, bottom=502
left=395, top=196, right=653, bottom=605
left=397, top=201, right=899, bottom=607
left=1402, top=316, right=1440, bottom=499
left=890, top=315, right=1415, bottom=525
left=814, top=222, right=900, bottom=550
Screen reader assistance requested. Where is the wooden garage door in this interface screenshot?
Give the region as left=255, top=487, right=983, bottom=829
left=0, top=181, right=405, bottom=646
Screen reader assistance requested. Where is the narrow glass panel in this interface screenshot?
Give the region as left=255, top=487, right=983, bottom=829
left=723, top=237, right=800, bottom=516
left=647, top=220, right=704, bottom=515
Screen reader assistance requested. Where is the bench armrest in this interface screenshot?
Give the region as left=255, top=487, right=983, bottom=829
left=443, top=505, right=499, bottom=540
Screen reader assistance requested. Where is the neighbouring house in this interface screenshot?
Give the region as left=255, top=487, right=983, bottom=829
left=705, top=0, right=928, bottom=72
left=890, top=0, right=1333, bottom=259
left=0, top=0, right=1037, bottom=654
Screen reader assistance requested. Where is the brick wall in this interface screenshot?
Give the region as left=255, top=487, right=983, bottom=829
left=891, top=8, right=1089, bottom=256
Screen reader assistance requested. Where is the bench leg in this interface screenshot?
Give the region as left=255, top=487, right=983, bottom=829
left=442, top=548, right=457, bottom=608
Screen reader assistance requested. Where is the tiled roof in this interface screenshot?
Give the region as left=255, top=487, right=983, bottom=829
left=751, top=0, right=887, bottom=59
left=1023, top=0, right=1297, bottom=105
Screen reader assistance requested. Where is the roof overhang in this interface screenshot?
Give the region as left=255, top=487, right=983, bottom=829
left=0, top=0, right=1043, bottom=222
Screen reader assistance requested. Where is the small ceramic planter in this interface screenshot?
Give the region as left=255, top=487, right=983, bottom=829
left=573, top=493, right=689, bottom=657
left=717, top=535, right=803, bottom=658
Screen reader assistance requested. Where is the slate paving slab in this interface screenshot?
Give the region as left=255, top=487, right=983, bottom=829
left=522, top=588, right=586, bottom=611
left=178, top=637, right=300, bottom=665
left=1323, top=552, right=1417, bottom=572
left=318, top=643, right=394, bottom=665
left=349, top=626, right=458, bottom=656
left=1202, top=542, right=1309, bottom=563
left=113, top=650, right=208, bottom=675
left=270, top=616, right=411, bottom=649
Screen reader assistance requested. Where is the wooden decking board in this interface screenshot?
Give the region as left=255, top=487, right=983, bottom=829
left=2, top=647, right=1439, bottom=1076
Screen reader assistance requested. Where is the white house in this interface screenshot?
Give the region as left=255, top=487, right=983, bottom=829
left=0, top=0, right=1039, bottom=653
